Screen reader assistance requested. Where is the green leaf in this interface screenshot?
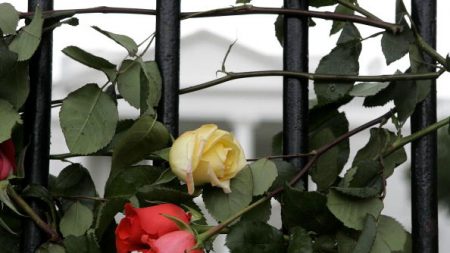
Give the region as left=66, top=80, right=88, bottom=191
left=349, top=82, right=389, bottom=97
left=226, top=221, right=286, bottom=253
left=109, top=116, right=171, bottom=179
left=236, top=0, right=251, bottom=3
left=139, top=61, right=162, bottom=111
left=270, top=160, right=299, bottom=193
left=60, top=83, right=118, bottom=154
left=343, top=160, right=381, bottom=188
left=0, top=3, right=19, bottom=34
left=352, top=215, right=377, bottom=253
left=309, top=106, right=349, bottom=190
left=0, top=182, right=22, bottom=216
left=51, top=164, right=98, bottom=211
left=0, top=99, right=21, bottom=143
left=393, top=79, right=417, bottom=123
left=36, top=243, right=66, bottom=253
left=274, top=15, right=283, bottom=46
left=314, top=235, right=337, bottom=252
left=117, top=60, right=141, bottom=108
left=310, top=129, right=340, bottom=189
left=446, top=54, right=450, bottom=71
left=337, top=230, right=358, bottom=253
left=60, top=202, right=94, bottom=237
left=136, top=185, right=198, bottom=210
left=353, top=128, right=406, bottom=177
left=9, top=7, right=43, bottom=61
left=337, top=22, right=362, bottom=45
left=249, top=159, right=277, bottom=196
left=93, top=197, right=128, bottom=239
left=153, top=169, right=177, bottom=185
left=203, top=168, right=253, bottom=222
left=310, top=0, right=337, bottom=7
left=0, top=41, right=17, bottom=79
left=330, top=4, right=354, bottom=35
left=0, top=62, right=29, bottom=109
left=287, top=227, right=313, bottom=253
left=104, top=165, right=161, bottom=198
left=92, top=26, right=138, bottom=56
left=395, top=0, right=408, bottom=23
left=283, top=187, right=339, bottom=233
left=22, top=184, right=57, bottom=222
left=64, top=234, right=101, bottom=253
left=241, top=197, right=271, bottom=222
left=315, top=24, right=361, bottom=104
left=327, top=190, right=383, bottom=230
left=377, top=215, right=407, bottom=251
left=369, top=235, right=391, bottom=253
left=409, top=44, right=432, bottom=103
left=381, top=23, right=414, bottom=65
left=62, top=46, right=117, bottom=81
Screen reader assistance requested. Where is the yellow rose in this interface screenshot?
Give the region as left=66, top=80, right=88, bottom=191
left=169, top=124, right=246, bottom=194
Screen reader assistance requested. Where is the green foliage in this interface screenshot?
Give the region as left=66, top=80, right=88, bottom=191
left=309, top=105, right=349, bottom=190
left=36, top=243, right=66, bottom=253
left=60, top=83, right=119, bottom=154
left=0, top=41, right=17, bottom=79
left=60, top=202, right=94, bottom=237
left=64, top=234, right=102, bottom=253
left=0, top=99, right=21, bottom=142
left=248, top=159, right=278, bottom=196
left=62, top=46, right=117, bottom=81
left=352, top=215, right=377, bottom=253
left=283, top=187, right=340, bottom=233
left=203, top=167, right=253, bottom=221
left=109, top=116, right=171, bottom=179
left=226, top=221, right=286, bottom=253
left=51, top=164, right=98, bottom=211
left=315, top=23, right=361, bottom=104
left=139, top=60, right=162, bottom=113
left=287, top=227, right=313, bottom=253
left=9, top=7, right=43, bottom=61
left=0, top=62, right=29, bottom=109
left=117, top=60, right=141, bottom=108
left=349, top=82, right=389, bottom=97
left=104, top=165, right=161, bottom=198
left=240, top=197, right=271, bottom=222
left=92, top=26, right=138, bottom=56
left=0, top=3, right=19, bottom=35
left=353, top=128, right=406, bottom=178
left=327, top=190, right=383, bottom=230
left=381, top=23, right=414, bottom=65
left=330, top=4, right=354, bottom=35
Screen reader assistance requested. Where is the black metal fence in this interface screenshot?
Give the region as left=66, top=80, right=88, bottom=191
left=23, top=0, right=438, bottom=252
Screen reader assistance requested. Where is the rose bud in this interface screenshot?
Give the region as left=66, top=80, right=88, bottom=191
left=116, top=203, right=191, bottom=253
left=169, top=124, right=246, bottom=194
left=143, top=230, right=203, bottom=253
left=0, top=140, right=16, bottom=180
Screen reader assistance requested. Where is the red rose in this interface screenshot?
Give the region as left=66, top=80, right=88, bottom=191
left=116, top=203, right=194, bottom=253
left=144, top=230, right=203, bottom=253
left=0, top=140, right=16, bottom=180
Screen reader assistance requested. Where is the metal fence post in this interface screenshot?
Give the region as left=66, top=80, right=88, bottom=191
left=410, top=0, right=438, bottom=252
left=283, top=0, right=309, bottom=181
left=22, top=0, right=53, bottom=252
left=155, top=0, right=180, bottom=137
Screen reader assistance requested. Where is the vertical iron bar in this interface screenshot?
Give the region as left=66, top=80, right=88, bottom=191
left=283, top=0, right=309, bottom=182
left=156, top=0, right=180, bottom=137
left=410, top=0, right=438, bottom=252
left=23, top=0, right=53, bottom=252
